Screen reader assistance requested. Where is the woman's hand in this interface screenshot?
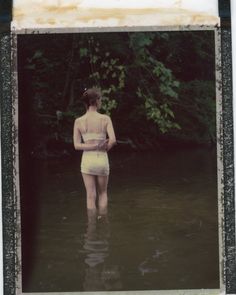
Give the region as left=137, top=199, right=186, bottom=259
left=97, top=139, right=109, bottom=151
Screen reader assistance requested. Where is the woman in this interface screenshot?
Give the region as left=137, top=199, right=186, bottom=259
left=73, top=88, right=116, bottom=212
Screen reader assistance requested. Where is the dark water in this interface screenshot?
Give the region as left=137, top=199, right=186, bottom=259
left=21, top=148, right=219, bottom=292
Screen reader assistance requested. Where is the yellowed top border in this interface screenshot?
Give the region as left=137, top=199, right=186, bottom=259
left=12, top=1, right=220, bottom=30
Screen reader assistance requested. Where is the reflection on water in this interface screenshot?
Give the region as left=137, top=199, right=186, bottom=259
left=84, top=210, right=109, bottom=268
left=83, top=209, right=122, bottom=291
left=21, top=148, right=219, bottom=292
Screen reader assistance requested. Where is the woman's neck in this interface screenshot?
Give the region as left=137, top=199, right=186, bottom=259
left=87, top=106, right=98, bottom=113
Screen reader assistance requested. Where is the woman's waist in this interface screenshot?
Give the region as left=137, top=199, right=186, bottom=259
left=84, top=139, right=107, bottom=144
left=82, top=133, right=106, bottom=141
left=82, top=150, right=108, bottom=156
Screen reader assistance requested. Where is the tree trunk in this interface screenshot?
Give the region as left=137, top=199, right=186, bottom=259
left=62, top=35, right=77, bottom=111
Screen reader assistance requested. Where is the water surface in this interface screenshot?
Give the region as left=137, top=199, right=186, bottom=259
left=21, top=148, right=219, bottom=292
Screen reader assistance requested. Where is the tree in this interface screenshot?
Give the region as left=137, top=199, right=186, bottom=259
left=18, top=31, right=216, bottom=157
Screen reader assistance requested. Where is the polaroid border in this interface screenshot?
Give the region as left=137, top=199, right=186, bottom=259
left=0, top=22, right=235, bottom=295
left=220, top=19, right=236, bottom=293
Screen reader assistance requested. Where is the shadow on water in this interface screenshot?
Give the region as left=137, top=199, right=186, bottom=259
left=21, top=147, right=219, bottom=292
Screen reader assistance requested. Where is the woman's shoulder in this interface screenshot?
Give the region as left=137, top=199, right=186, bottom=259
left=76, top=114, right=86, bottom=121
left=99, top=113, right=111, bottom=121
left=74, top=115, right=86, bottom=125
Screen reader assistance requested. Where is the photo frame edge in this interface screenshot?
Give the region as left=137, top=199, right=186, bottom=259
left=0, top=19, right=234, bottom=295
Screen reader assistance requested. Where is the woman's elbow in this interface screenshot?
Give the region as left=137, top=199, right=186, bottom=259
left=74, top=143, right=81, bottom=150
left=110, top=139, right=117, bottom=146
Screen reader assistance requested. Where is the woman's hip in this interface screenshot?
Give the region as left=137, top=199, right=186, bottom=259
left=81, top=151, right=109, bottom=176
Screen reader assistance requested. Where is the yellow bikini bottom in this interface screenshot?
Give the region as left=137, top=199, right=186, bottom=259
left=81, top=151, right=109, bottom=176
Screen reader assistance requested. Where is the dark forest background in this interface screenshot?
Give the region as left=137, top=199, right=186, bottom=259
left=17, top=31, right=216, bottom=158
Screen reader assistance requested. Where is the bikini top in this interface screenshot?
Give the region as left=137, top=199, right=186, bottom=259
left=78, top=115, right=107, bottom=142
left=82, top=132, right=106, bottom=142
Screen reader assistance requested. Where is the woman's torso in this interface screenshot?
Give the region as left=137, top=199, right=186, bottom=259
left=78, top=112, right=110, bottom=175
left=78, top=112, right=108, bottom=146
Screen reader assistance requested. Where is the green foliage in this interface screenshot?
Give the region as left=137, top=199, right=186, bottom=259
left=18, top=31, right=216, bottom=155
left=137, top=88, right=181, bottom=133
left=129, top=32, right=180, bottom=133
left=79, top=48, right=88, bottom=57
left=79, top=36, right=126, bottom=115
left=169, top=80, right=216, bottom=144
left=100, top=96, right=118, bottom=116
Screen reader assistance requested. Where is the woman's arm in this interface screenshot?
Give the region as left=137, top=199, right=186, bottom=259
left=106, top=116, right=116, bottom=151
left=73, top=119, right=98, bottom=151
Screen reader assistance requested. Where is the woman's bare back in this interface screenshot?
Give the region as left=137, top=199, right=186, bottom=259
left=78, top=112, right=109, bottom=143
